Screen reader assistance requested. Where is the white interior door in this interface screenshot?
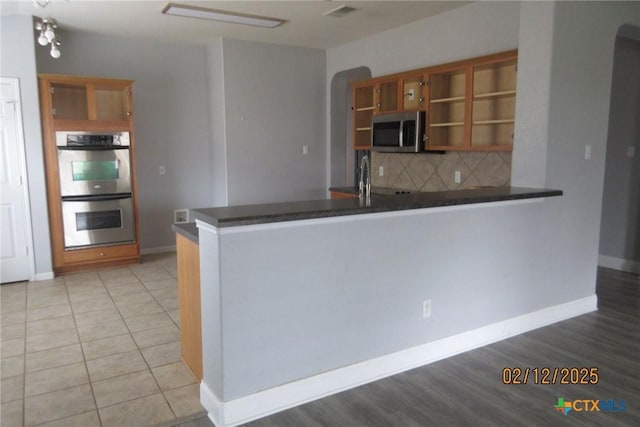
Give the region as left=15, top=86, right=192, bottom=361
left=0, top=78, right=32, bottom=283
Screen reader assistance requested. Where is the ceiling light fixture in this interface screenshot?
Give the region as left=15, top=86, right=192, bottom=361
left=162, top=3, right=286, bottom=29
left=32, top=0, right=61, bottom=58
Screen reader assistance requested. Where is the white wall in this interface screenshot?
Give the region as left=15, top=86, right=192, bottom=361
left=201, top=198, right=573, bottom=400
left=511, top=1, right=554, bottom=187
left=36, top=30, right=212, bottom=251
left=543, top=1, right=640, bottom=285
left=206, top=39, right=228, bottom=208
left=219, top=39, right=327, bottom=205
left=1, top=15, right=53, bottom=277
left=327, top=1, right=520, bottom=81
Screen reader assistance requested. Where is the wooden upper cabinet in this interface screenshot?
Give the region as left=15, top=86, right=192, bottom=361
left=40, top=74, right=133, bottom=130
left=470, top=57, right=517, bottom=149
left=351, top=50, right=518, bottom=152
left=375, top=79, right=400, bottom=113
left=353, top=83, right=375, bottom=150
left=402, top=74, right=427, bottom=111
left=428, top=66, right=468, bottom=149
left=427, top=51, right=517, bottom=151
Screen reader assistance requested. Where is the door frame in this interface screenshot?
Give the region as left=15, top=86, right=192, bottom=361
left=2, top=77, right=36, bottom=282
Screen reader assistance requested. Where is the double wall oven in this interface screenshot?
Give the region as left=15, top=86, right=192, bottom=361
left=56, top=131, right=135, bottom=249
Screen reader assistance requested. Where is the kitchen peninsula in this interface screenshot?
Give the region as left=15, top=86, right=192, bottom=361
left=186, top=186, right=598, bottom=427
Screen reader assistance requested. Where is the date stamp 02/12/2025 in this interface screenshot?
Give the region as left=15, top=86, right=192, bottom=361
left=501, top=367, right=628, bottom=416
left=501, top=366, right=599, bottom=385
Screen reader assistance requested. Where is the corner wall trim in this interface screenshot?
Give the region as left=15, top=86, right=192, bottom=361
left=598, top=255, right=640, bottom=274
left=200, top=295, right=597, bottom=427
left=34, top=272, right=55, bottom=281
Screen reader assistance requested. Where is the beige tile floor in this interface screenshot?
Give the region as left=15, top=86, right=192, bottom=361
left=0, top=253, right=206, bottom=427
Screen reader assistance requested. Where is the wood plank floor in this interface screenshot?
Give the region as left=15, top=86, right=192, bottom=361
left=172, top=268, right=639, bottom=427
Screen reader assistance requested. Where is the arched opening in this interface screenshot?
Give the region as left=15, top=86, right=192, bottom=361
left=598, top=24, right=640, bottom=274
left=330, top=66, right=371, bottom=188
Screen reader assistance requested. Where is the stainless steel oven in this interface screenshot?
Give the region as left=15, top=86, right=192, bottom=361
left=61, top=194, right=135, bottom=248
left=56, top=131, right=136, bottom=249
left=56, top=131, right=131, bottom=196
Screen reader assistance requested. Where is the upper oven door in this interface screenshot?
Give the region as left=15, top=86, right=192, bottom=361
left=57, top=147, right=131, bottom=196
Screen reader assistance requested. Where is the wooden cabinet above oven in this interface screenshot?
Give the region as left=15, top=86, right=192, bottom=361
left=38, top=74, right=140, bottom=274
left=39, top=74, right=133, bottom=131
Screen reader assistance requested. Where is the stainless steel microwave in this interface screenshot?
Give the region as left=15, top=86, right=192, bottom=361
left=371, top=111, right=426, bottom=153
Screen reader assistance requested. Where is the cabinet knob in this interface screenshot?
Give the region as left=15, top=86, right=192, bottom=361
left=419, top=98, right=424, bottom=102
left=126, top=112, right=131, bottom=116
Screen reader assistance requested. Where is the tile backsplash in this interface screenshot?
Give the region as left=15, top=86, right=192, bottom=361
left=371, top=151, right=511, bottom=191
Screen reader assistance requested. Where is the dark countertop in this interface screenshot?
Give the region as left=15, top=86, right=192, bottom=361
left=172, top=222, right=199, bottom=243
left=190, top=186, right=562, bottom=229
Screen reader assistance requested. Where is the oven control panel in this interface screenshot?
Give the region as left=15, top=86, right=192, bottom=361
left=56, top=131, right=130, bottom=147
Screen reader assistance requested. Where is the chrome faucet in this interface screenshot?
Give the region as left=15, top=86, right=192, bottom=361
left=359, top=154, right=371, bottom=200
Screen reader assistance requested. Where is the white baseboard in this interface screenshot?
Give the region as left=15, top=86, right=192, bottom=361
left=598, top=255, right=640, bottom=274
left=140, top=245, right=176, bottom=255
left=200, top=295, right=598, bottom=427
left=34, top=272, right=55, bottom=281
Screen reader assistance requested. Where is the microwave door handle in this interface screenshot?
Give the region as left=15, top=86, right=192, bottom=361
left=399, top=120, right=404, bottom=147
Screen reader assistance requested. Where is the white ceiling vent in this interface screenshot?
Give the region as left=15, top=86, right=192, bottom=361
left=323, top=5, right=359, bottom=18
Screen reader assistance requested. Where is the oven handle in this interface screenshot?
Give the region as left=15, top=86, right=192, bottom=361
left=57, top=146, right=130, bottom=151
left=62, top=193, right=132, bottom=202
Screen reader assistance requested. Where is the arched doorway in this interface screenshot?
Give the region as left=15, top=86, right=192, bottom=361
left=330, top=66, right=371, bottom=188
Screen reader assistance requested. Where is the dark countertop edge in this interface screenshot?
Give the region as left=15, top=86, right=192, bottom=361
left=172, top=223, right=199, bottom=244
left=192, top=187, right=563, bottom=229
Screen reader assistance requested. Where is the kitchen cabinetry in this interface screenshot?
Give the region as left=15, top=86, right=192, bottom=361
left=39, top=74, right=140, bottom=274
left=330, top=190, right=358, bottom=199
left=176, top=231, right=202, bottom=380
left=428, top=67, right=467, bottom=148
left=43, top=75, right=133, bottom=130
left=353, top=83, right=375, bottom=150
left=402, top=74, right=428, bottom=111
left=428, top=52, right=517, bottom=151
left=351, top=50, right=517, bottom=152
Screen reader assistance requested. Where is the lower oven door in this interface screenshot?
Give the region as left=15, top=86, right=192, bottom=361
left=61, top=194, right=135, bottom=249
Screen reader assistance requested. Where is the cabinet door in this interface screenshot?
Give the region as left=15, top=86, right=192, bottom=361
left=48, top=78, right=132, bottom=123
left=353, top=84, right=375, bottom=150
left=402, top=75, right=427, bottom=111
left=93, top=85, right=132, bottom=121
left=471, top=58, right=517, bottom=149
left=427, top=67, right=468, bottom=149
left=50, top=82, right=89, bottom=120
left=375, top=80, right=399, bottom=113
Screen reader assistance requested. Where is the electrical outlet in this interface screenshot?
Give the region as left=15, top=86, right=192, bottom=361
left=454, top=170, right=461, bottom=184
left=159, top=165, right=166, bottom=175
left=379, top=165, right=384, bottom=177
left=173, top=209, right=188, bottom=224
left=423, top=299, right=432, bottom=319
left=585, top=145, right=592, bottom=160
left=408, top=88, right=415, bottom=100
left=302, top=145, right=309, bottom=155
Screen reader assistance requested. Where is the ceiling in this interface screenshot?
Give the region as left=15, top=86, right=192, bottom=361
left=0, top=1, right=471, bottom=49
